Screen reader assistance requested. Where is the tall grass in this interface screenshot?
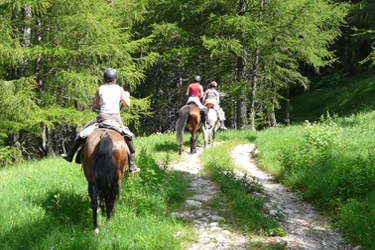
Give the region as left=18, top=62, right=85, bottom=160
left=0, top=136, right=189, bottom=249
left=255, top=112, right=375, bottom=249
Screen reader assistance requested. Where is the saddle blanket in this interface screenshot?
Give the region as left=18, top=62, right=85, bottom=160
left=78, top=119, right=134, bottom=139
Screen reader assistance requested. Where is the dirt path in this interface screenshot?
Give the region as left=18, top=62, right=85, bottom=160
left=232, top=144, right=355, bottom=250
left=168, top=144, right=356, bottom=250
left=169, top=146, right=249, bottom=250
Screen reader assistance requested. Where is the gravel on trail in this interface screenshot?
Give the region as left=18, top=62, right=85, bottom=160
left=167, top=143, right=356, bottom=250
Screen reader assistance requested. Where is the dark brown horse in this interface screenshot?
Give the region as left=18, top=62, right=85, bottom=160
left=81, top=128, right=129, bottom=234
left=176, top=104, right=203, bottom=154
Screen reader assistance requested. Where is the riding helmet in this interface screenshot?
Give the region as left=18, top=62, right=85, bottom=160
left=194, top=75, right=201, bottom=82
left=209, top=81, right=218, bottom=88
left=104, top=68, right=118, bottom=82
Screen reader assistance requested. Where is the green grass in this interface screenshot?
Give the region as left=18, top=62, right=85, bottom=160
left=254, top=112, right=375, bottom=249
left=0, top=136, right=190, bottom=250
left=291, top=71, right=375, bottom=122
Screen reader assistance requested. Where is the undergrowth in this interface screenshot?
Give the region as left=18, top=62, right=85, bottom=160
left=256, top=112, right=375, bottom=249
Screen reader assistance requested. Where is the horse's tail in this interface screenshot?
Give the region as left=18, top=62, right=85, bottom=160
left=176, top=106, right=191, bottom=144
left=92, top=136, right=119, bottom=204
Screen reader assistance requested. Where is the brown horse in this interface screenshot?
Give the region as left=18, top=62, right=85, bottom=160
left=176, top=104, right=203, bottom=154
left=81, top=128, right=129, bottom=234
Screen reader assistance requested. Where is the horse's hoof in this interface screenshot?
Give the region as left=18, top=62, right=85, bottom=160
left=93, top=228, right=99, bottom=235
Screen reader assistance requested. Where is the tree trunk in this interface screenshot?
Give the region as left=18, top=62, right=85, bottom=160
left=21, top=5, right=32, bottom=76
left=271, top=99, right=278, bottom=127
left=284, top=82, right=290, bottom=125
left=237, top=53, right=248, bottom=129
left=250, top=49, right=259, bottom=130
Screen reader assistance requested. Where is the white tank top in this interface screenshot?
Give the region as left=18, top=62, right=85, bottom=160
left=99, top=84, right=121, bottom=114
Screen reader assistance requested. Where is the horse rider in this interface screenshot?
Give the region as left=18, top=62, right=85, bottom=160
left=186, top=75, right=208, bottom=127
left=202, top=81, right=227, bottom=130
left=61, top=68, right=141, bottom=173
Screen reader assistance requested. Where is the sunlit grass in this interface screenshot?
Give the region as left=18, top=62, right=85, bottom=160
left=0, top=149, right=190, bottom=249
left=255, top=111, right=375, bottom=248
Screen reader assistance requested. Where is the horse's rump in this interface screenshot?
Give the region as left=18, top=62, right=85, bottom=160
left=83, top=129, right=129, bottom=182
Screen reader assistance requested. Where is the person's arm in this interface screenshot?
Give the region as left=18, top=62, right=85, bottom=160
left=121, top=87, right=130, bottom=107
left=93, top=87, right=100, bottom=110
left=186, top=84, right=191, bottom=96
left=215, top=90, right=220, bottom=104
left=202, top=90, right=208, bottom=103
left=199, top=85, right=204, bottom=98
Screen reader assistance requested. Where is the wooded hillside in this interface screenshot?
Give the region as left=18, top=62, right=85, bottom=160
left=1, top=0, right=374, bottom=162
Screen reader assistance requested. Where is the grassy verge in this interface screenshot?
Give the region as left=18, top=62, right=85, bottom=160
left=0, top=135, right=189, bottom=249
left=200, top=130, right=286, bottom=241
left=255, top=112, right=375, bottom=249
left=291, top=71, right=375, bottom=122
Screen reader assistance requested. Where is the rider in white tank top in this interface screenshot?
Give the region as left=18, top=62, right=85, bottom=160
left=99, top=85, right=121, bottom=114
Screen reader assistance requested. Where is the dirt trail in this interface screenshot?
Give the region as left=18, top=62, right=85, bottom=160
left=169, top=146, right=249, bottom=250
left=232, top=144, right=355, bottom=250
left=168, top=144, right=356, bottom=250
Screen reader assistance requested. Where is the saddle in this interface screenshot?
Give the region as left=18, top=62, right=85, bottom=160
left=75, top=120, right=134, bottom=164
left=205, top=103, right=215, bottom=109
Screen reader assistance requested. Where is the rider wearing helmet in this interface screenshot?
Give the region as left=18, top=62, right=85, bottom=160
left=186, top=75, right=208, bottom=126
left=202, top=81, right=227, bottom=130
left=62, top=68, right=140, bottom=173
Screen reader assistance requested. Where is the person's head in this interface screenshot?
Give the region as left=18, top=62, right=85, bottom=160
left=193, top=75, right=201, bottom=83
left=104, top=68, right=118, bottom=83
left=208, top=81, right=217, bottom=88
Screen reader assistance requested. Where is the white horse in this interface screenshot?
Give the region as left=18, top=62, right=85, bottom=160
left=202, top=106, right=220, bottom=148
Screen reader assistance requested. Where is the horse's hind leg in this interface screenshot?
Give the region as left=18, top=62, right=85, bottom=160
left=190, top=135, right=194, bottom=154
left=179, top=144, right=182, bottom=155
left=194, top=130, right=200, bottom=153
left=212, top=129, right=217, bottom=146
left=88, top=182, right=99, bottom=234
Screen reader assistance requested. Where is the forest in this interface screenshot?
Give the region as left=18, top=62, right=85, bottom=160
left=0, top=0, right=374, bottom=161
left=2, top=1, right=375, bottom=249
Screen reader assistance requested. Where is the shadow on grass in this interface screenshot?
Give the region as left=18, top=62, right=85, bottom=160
left=0, top=190, right=94, bottom=249
left=218, top=134, right=257, bottom=142
left=154, top=141, right=179, bottom=152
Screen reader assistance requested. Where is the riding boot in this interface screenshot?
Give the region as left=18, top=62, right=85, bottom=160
left=128, top=153, right=141, bottom=173
left=61, top=137, right=83, bottom=162
left=220, top=120, right=228, bottom=130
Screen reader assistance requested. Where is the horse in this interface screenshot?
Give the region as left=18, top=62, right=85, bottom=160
left=176, top=103, right=203, bottom=155
left=81, top=128, right=129, bottom=234
left=202, top=103, right=220, bottom=148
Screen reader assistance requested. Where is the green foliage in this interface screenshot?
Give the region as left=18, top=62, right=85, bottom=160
left=256, top=110, right=375, bottom=247
left=0, top=0, right=157, bottom=159
left=338, top=194, right=375, bottom=249
left=0, top=142, right=24, bottom=167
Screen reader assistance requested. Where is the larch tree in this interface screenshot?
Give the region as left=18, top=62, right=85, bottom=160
left=0, top=0, right=156, bottom=160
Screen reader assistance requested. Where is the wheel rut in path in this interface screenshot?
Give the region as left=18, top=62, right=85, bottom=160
left=168, top=146, right=250, bottom=250
left=232, top=143, right=355, bottom=250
